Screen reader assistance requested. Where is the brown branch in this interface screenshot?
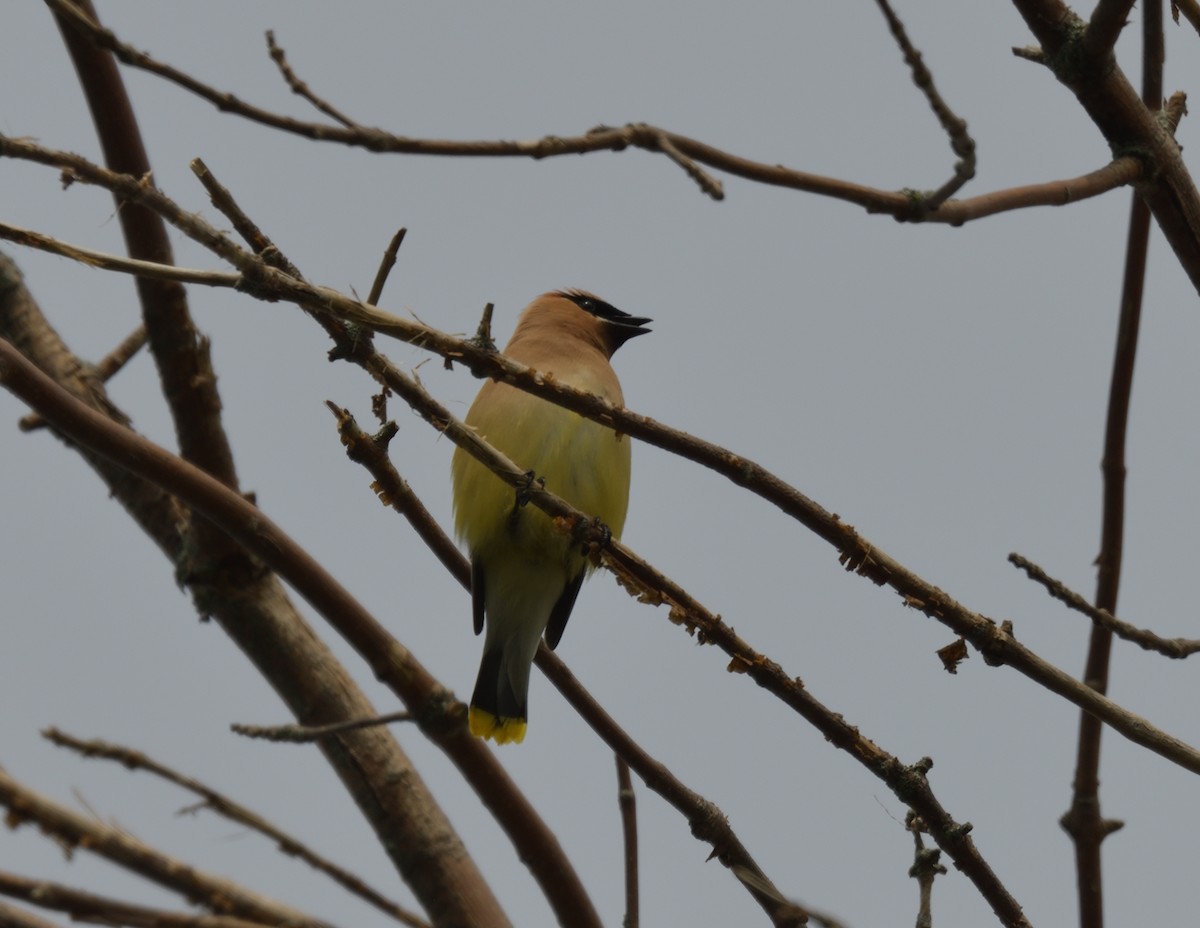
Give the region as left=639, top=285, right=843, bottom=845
left=615, top=758, right=639, bottom=928
left=906, top=815, right=947, bottom=928
left=1063, top=4, right=1163, bottom=923
left=0, top=767, right=331, bottom=928
left=265, top=30, right=362, bottom=129
left=1085, top=0, right=1137, bottom=56
left=322, top=409, right=1022, bottom=924
left=42, top=0, right=1137, bottom=225
left=232, top=712, right=416, bottom=743
left=1009, top=0, right=1200, bottom=294
left=1009, top=553, right=1200, bottom=658
left=0, top=901, right=66, bottom=928
left=18, top=322, right=145, bottom=431
left=0, top=870, right=274, bottom=928
left=51, top=0, right=241, bottom=491
left=41, top=730, right=427, bottom=928
left=874, top=0, right=975, bottom=212
left=0, top=144, right=1195, bottom=787
left=0, top=256, right=511, bottom=928
left=326, top=403, right=808, bottom=928
left=367, top=229, right=408, bottom=306
left=0, top=327, right=591, bottom=928
left=1174, top=0, right=1200, bottom=34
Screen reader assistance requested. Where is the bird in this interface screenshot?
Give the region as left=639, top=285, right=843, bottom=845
left=450, top=289, right=650, bottom=744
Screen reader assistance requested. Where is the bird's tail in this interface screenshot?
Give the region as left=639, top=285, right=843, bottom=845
left=469, top=647, right=528, bottom=745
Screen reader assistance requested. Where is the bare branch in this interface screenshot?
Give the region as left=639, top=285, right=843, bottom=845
left=1010, top=553, right=1200, bottom=658
left=0, top=901, right=66, bottom=928
left=1174, top=0, right=1200, bottom=34
left=18, top=322, right=145, bottom=431
left=50, top=0, right=241, bottom=493
left=906, top=815, right=947, bottom=928
left=41, top=0, right=1132, bottom=224
left=0, top=870, right=275, bottom=928
left=42, top=729, right=427, bottom=928
left=367, top=229, right=407, bottom=306
left=0, top=324, right=593, bottom=928
left=326, top=403, right=810, bottom=927
left=0, top=255, right=513, bottom=928
left=1086, top=0, right=1137, bottom=56
left=0, top=223, right=240, bottom=287
left=0, top=766, right=333, bottom=928
left=1009, top=0, right=1200, bottom=293
left=0, top=144, right=1195, bottom=792
left=232, top=712, right=416, bottom=743
left=265, top=30, right=362, bottom=129
left=615, top=758, right=639, bottom=928
left=874, top=0, right=975, bottom=211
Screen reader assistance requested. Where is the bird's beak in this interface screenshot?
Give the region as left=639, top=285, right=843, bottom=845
left=608, top=315, right=652, bottom=347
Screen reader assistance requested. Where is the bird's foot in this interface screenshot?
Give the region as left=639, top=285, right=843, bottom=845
left=515, top=470, right=544, bottom=509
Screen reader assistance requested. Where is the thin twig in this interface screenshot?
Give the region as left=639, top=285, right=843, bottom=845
left=906, top=814, right=947, bottom=928
left=874, top=0, right=975, bottom=212
left=19, top=323, right=146, bottom=432
left=0, top=142, right=1196, bottom=795
left=232, top=712, right=416, bottom=743
left=266, top=30, right=363, bottom=129
left=43, top=0, right=1118, bottom=224
left=0, top=224, right=239, bottom=287
left=42, top=729, right=427, bottom=928
left=615, top=758, right=639, bottom=928
left=0, top=870, right=274, bottom=928
left=1063, top=1, right=1162, bottom=923
left=1009, top=553, right=1200, bottom=657
left=0, top=766, right=335, bottom=928
left=367, top=229, right=407, bottom=306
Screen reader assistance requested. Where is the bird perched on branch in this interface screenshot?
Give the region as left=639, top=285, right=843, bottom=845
left=451, top=290, right=650, bottom=744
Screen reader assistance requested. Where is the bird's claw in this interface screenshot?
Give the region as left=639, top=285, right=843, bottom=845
left=515, top=470, right=543, bottom=508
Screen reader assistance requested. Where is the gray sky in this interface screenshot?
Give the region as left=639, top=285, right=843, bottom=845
left=3, top=3, right=1200, bottom=926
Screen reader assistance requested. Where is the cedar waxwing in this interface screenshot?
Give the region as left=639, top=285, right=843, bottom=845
left=450, top=290, right=650, bottom=744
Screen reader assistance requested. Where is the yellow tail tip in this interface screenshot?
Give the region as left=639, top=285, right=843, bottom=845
left=469, top=706, right=527, bottom=745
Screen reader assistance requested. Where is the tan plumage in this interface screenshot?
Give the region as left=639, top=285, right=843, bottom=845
left=450, top=290, right=650, bottom=744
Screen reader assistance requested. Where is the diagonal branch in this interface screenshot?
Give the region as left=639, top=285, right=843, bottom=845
left=0, top=255, right=514, bottom=928
left=43, top=0, right=1110, bottom=225
left=41, top=729, right=428, bottom=928
left=328, top=404, right=810, bottom=928
left=0, top=901, right=66, bottom=928
left=874, top=0, right=975, bottom=212
left=1009, top=0, right=1200, bottom=293
left=0, top=146, right=1197, bottom=785
left=0, top=333, right=1029, bottom=928
left=0, top=870, right=275, bottom=928
left=0, top=767, right=333, bottom=928
left=1009, top=553, right=1200, bottom=658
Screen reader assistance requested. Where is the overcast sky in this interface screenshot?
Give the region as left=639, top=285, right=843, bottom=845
left=3, top=3, right=1200, bottom=926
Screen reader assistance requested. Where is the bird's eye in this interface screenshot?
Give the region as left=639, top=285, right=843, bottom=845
left=577, top=297, right=594, bottom=310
